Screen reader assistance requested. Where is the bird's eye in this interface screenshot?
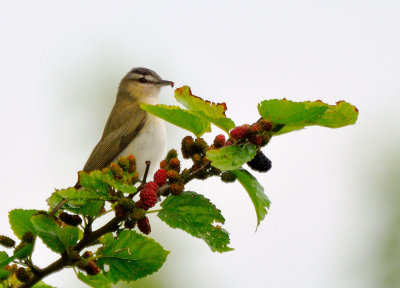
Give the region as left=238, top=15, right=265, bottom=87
left=139, top=78, right=147, bottom=83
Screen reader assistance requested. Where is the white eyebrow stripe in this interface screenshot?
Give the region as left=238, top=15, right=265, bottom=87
left=144, top=75, right=156, bottom=82
left=130, top=73, right=143, bottom=80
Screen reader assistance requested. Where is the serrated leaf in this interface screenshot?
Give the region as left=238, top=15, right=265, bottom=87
left=97, top=230, right=169, bottom=283
left=206, top=143, right=257, bottom=171
left=231, top=169, right=270, bottom=229
left=141, top=104, right=210, bottom=137
left=175, top=86, right=235, bottom=132
left=158, top=191, right=233, bottom=253
left=79, top=171, right=110, bottom=196
left=78, top=272, right=111, bottom=288
left=47, top=188, right=104, bottom=217
left=258, top=99, right=358, bottom=135
left=31, top=214, right=79, bottom=253
left=31, top=214, right=65, bottom=253
left=9, top=209, right=38, bottom=240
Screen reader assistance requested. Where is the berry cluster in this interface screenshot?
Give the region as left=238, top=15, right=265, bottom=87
left=228, top=119, right=273, bottom=173
left=101, top=155, right=139, bottom=185
left=229, top=119, right=272, bottom=147
left=159, top=149, right=185, bottom=195
left=181, top=136, right=220, bottom=180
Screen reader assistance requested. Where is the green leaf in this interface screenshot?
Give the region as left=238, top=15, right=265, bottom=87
left=32, top=282, right=56, bottom=288
left=0, top=268, right=9, bottom=280
left=175, top=86, right=235, bottom=132
left=47, top=188, right=104, bottom=217
left=158, top=191, right=233, bottom=253
left=0, top=244, right=33, bottom=266
left=258, top=99, right=358, bottom=135
left=206, top=143, right=257, bottom=171
left=0, top=252, right=8, bottom=267
left=97, top=230, right=169, bottom=283
left=231, top=169, right=270, bottom=229
left=31, top=214, right=79, bottom=253
left=78, top=272, right=112, bottom=288
left=79, top=171, right=110, bottom=196
left=317, top=100, right=359, bottom=128
left=57, top=226, right=79, bottom=248
left=31, top=214, right=65, bottom=253
left=9, top=209, right=39, bottom=240
left=104, top=179, right=137, bottom=194
left=141, top=104, right=210, bottom=137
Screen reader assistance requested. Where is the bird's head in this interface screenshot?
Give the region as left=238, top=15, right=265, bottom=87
left=118, top=67, right=174, bottom=103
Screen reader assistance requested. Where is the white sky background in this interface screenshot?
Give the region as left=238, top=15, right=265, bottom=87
left=0, top=0, right=399, bottom=287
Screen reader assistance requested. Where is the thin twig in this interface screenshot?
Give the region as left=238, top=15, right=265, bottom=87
left=49, top=198, right=67, bottom=217
left=128, top=160, right=151, bottom=199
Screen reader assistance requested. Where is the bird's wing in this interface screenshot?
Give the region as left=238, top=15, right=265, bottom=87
left=82, top=103, right=147, bottom=172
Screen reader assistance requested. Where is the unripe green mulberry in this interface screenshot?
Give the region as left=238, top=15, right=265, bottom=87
left=166, top=149, right=178, bottom=162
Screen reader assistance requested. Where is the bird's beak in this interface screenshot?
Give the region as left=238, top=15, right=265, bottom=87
left=157, top=79, right=174, bottom=88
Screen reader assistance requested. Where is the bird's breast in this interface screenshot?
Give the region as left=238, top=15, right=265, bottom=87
left=117, top=115, right=166, bottom=178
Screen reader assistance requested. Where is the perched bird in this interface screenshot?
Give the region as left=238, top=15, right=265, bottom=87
left=82, top=67, right=174, bottom=177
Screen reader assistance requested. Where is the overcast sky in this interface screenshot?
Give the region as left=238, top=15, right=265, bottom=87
left=1, top=1, right=399, bottom=287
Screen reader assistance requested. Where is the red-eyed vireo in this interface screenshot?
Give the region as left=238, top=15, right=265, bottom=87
left=82, top=67, right=174, bottom=177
